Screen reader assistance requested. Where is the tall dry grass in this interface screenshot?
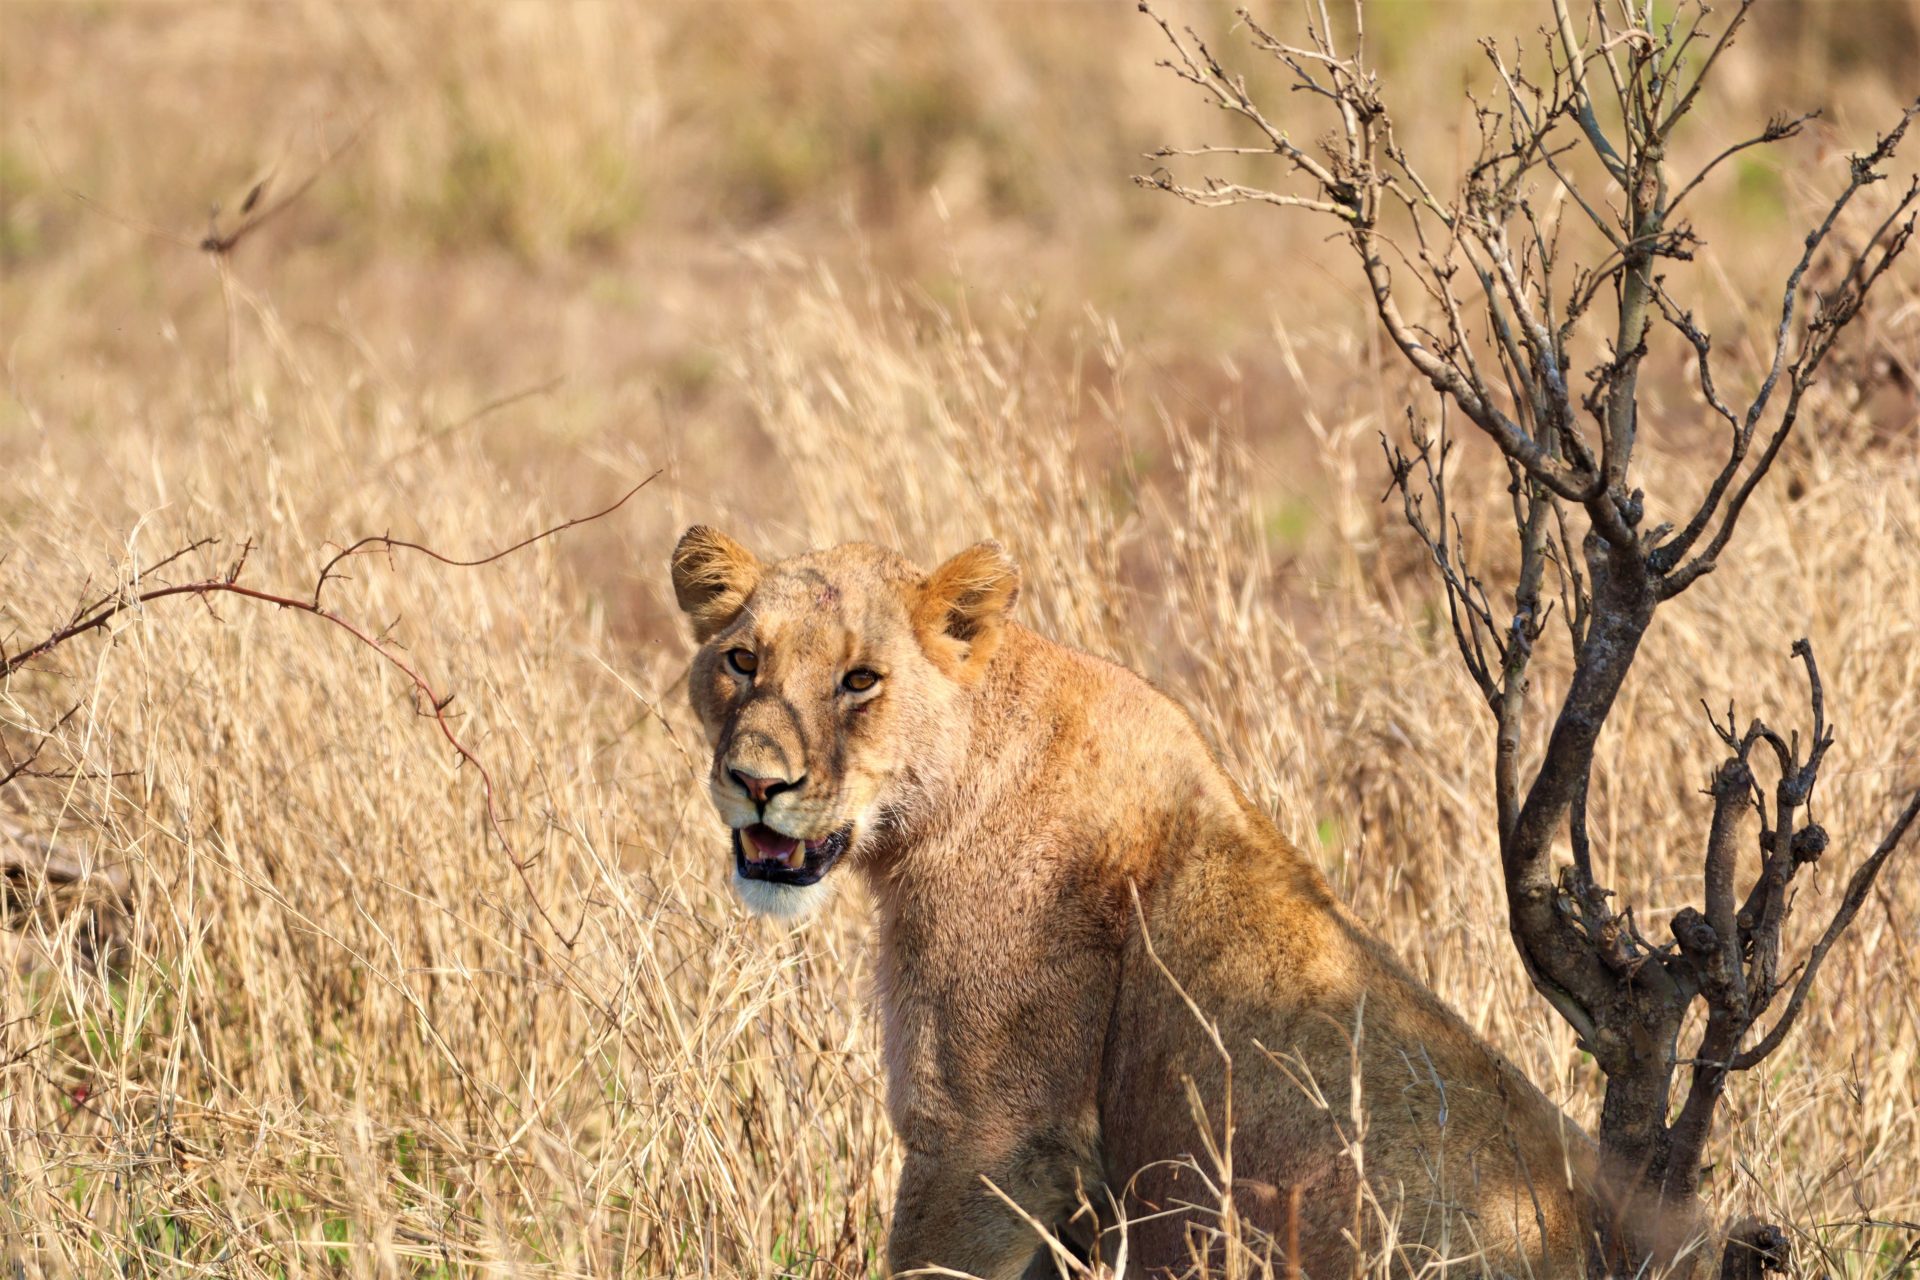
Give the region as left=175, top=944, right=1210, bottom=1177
left=3, top=2, right=1917, bottom=1276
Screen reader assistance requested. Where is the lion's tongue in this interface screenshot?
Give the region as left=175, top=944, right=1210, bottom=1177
left=746, top=825, right=808, bottom=870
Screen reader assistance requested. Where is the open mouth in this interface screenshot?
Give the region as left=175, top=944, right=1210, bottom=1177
left=733, top=823, right=853, bottom=888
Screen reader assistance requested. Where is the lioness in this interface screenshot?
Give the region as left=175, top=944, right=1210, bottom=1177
left=672, top=527, right=1594, bottom=1278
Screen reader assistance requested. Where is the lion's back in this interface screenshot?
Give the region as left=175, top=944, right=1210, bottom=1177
left=904, top=620, right=1597, bottom=1273
left=1094, top=791, right=1595, bottom=1275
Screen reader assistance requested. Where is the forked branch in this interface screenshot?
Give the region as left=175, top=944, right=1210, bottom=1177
left=1, top=474, right=659, bottom=946
left=1141, top=0, right=1919, bottom=1264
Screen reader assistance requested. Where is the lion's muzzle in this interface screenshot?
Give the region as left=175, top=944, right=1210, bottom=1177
left=734, top=823, right=853, bottom=888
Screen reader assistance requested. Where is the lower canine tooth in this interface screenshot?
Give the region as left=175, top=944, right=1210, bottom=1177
left=784, top=846, right=806, bottom=870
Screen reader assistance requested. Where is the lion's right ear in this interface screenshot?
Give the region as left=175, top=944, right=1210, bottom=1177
left=914, top=540, right=1021, bottom=682
left=671, top=525, right=762, bottom=642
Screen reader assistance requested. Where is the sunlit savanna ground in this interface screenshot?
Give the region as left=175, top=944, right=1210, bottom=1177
left=2, top=2, right=1917, bottom=1276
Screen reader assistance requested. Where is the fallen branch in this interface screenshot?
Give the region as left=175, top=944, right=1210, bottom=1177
left=1, top=472, right=659, bottom=946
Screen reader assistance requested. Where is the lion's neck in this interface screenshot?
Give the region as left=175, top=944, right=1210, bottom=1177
left=868, top=620, right=1350, bottom=964
left=857, top=622, right=1345, bottom=1152
left=859, top=621, right=1287, bottom=947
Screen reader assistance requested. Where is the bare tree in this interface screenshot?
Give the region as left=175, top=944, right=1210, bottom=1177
left=1139, top=0, right=1919, bottom=1272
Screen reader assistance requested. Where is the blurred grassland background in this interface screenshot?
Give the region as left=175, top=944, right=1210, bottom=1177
left=2, top=2, right=1918, bottom=1276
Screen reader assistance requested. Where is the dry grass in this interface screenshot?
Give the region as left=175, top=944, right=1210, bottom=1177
left=3, top=2, right=1917, bottom=1276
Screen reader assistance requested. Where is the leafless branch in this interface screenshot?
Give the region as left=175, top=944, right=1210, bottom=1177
left=1735, top=786, right=1920, bottom=1070
left=1659, top=102, right=1920, bottom=587
left=1142, top=1, right=1917, bottom=1263
left=311, top=472, right=659, bottom=608
left=1, top=474, right=660, bottom=946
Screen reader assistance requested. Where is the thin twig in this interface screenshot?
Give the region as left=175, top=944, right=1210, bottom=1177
left=1734, top=787, right=1920, bottom=1069
left=1, top=474, right=659, bottom=946
left=312, top=471, right=660, bottom=607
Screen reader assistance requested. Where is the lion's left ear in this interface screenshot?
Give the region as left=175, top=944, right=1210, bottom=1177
left=671, top=525, right=762, bottom=642
left=914, top=540, right=1020, bottom=682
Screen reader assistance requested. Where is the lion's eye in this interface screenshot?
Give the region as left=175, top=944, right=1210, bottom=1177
left=842, top=668, right=881, bottom=694
left=726, top=648, right=758, bottom=677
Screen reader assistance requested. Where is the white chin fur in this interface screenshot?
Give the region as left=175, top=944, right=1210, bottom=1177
left=732, top=870, right=836, bottom=921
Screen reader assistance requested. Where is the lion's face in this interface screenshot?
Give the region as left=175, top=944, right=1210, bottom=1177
left=670, top=528, right=1019, bottom=919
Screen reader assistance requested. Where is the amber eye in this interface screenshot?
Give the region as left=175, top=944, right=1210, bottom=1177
left=842, top=668, right=881, bottom=694
left=725, top=648, right=758, bottom=677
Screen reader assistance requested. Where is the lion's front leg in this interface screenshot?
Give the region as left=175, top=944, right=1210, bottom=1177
left=887, top=1150, right=1070, bottom=1280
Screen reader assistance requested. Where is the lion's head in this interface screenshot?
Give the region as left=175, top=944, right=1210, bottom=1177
left=670, top=527, right=1020, bottom=918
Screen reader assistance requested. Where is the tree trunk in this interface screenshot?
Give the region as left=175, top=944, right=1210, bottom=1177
left=1718, top=1219, right=1790, bottom=1280
left=1592, top=1001, right=1704, bottom=1271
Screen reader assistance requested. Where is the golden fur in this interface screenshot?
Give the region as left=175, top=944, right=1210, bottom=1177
left=673, top=529, right=1595, bottom=1278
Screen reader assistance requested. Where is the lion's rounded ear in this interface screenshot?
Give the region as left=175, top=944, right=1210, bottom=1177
left=671, top=525, right=762, bottom=642
left=914, top=540, right=1020, bottom=681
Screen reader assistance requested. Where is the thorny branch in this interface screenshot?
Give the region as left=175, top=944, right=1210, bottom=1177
left=1, top=473, right=659, bottom=946
left=310, top=475, right=661, bottom=608
left=1141, top=0, right=1920, bottom=1263
left=0, top=703, right=82, bottom=789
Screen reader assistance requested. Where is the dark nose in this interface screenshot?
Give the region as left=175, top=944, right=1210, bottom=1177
left=730, top=769, right=803, bottom=804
